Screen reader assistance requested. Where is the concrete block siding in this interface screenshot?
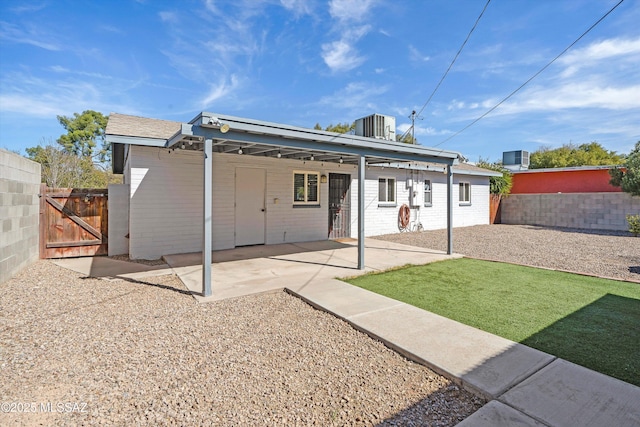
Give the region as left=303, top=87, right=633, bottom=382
left=0, top=149, right=41, bottom=283
left=107, top=184, right=130, bottom=256
left=501, top=193, right=640, bottom=231
left=126, top=146, right=355, bottom=259
left=124, top=146, right=492, bottom=259
left=351, top=170, right=491, bottom=236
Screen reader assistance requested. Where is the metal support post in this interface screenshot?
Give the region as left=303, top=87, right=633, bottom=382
left=203, top=138, right=213, bottom=296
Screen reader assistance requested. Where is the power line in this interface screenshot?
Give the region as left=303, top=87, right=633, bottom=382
left=400, top=0, right=491, bottom=141
left=433, top=0, right=626, bottom=148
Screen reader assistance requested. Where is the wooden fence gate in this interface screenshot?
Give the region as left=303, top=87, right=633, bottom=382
left=490, top=194, right=502, bottom=224
left=40, top=185, right=108, bottom=258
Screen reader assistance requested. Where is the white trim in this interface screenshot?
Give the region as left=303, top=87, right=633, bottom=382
left=424, top=179, right=433, bottom=206
left=378, top=176, right=397, bottom=205
left=459, top=181, right=471, bottom=204
left=293, top=171, right=320, bottom=205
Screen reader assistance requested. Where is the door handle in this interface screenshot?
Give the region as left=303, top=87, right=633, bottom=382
left=261, top=208, right=265, bottom=212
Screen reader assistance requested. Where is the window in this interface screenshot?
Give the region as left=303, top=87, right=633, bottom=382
left=459, top=182, right=471, bottom=204
left=424, top=180, right=432, bottom=206
left=293, top=172, right=319, bottom=205
left=378, top=178, right=396, bottom=204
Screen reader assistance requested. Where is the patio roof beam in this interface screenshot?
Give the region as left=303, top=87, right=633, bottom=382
left=192, top=127, right=457, bottom=166
left=195, top=113, right=461, bottom=162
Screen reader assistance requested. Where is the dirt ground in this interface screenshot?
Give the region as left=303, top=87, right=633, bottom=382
left=374, top=224, right=640, bottom=282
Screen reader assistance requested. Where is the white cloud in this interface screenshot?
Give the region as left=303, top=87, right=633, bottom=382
left=99, top=25, right=124, bottom=35
left=204, top=0, right=218, bottom=14
left=158, top=11, right=179, bottom=23
left=408, top=45, right=430, bottom=63
left=560, top=37, right=640, bottom=77
left=0, top=71, right=143, bottom=119
left=280, top=0, right=314, bottom=16
left=397, top=123, right=451, bottom=137
left=50, top=65, right=69, bottom=73
left=0, top=21, right=60, bottom=51
left=501, top=83, right=640, bottom=113
left=9, top=3, right=47, bottom=14
left=318, top=81, right=388, bottom=113
left=200, top=75, right=240, bottom=108
left=321, top=40, right=365, bottom=72
left=157, top=2, right=272, bottom=110
left=328, top=0, right=377, bottom=22
left=321, top=0, right=378, bottom=72
left=445, top=36, right=640, bottom=128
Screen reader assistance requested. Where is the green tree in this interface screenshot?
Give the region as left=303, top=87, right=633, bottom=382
left=314, top=122, right=355, bottom=134
left=396, top=133, right=417, bottom=144
left=477, top=158, right=512, bottom=196
left=26, top=143, right=117, bottom=188
left=530, top=142, right=624, bottom=169
left=57, top=110, right=109, bottom=161
left=609, top=141, right=640, bottom=196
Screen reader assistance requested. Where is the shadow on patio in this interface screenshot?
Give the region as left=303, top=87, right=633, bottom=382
left=163, top=238, right=460, bottom=302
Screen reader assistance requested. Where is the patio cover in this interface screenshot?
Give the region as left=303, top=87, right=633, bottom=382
left=106, top=112, right=463, bottom=297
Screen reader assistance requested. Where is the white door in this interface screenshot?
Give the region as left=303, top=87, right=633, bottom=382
left=235, top=168, right=266, bottom=246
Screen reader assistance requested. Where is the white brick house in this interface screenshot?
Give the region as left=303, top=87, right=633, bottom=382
left=106, top=112, right=498, bottom=293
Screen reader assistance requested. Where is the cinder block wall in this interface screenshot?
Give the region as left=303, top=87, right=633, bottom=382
left=501, top=192, right=640, bottom=231
left=0, top=149, right=41, bottom=283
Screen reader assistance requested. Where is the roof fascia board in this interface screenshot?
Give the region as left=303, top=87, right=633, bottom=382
left=367, top=162, right=499, bottom=176
left=106, top=134, right=167, bottom=147
left=167, top=123, right=199, bottom=148
left=511, top=165, right=617, bottom=174
left=194, top=112, right=461, bottom=161
left=454, top=169, right=502, bottom=177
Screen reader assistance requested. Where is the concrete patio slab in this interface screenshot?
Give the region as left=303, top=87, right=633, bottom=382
left=52, top=257, right=173, bottom=281
left=456, top=401, right=547, bottom=427
left=163, top=238, right=459, bottom=301
left=500, top=358, right=640, bottom=427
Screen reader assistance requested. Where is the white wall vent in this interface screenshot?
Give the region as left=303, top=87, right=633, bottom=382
left=355, top=114, right=396, bottom=141
left=502, top=150, right=529, bottom=171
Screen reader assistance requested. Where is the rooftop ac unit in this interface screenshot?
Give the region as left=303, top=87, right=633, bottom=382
left=355, top=114, right=396, bottom=141
left=503, top=150, right=529, bottom=170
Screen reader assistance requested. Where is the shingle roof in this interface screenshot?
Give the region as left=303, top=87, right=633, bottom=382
left=106, top=113, right=181, bottom=140
left=455, top=162, right=500, bottom=175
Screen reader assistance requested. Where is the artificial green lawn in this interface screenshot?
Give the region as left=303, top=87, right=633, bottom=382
left=346, top=258, right=640, bottom=386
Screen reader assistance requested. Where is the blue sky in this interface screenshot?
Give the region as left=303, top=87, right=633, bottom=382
left=1, top=0, right=639, bottom=162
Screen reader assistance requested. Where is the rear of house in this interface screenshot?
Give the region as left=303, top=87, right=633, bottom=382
left=107, top=112, right=498, bottom=260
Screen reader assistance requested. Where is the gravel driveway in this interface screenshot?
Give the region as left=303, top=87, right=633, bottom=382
left=1, top=262, right=484, bottom=426
left=374, top=224, right=640, bottom=282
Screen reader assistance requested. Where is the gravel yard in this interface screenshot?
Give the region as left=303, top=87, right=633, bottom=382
left=1, top=262, right=484, bottom=426
left=374, top=224, right=640, bottom=282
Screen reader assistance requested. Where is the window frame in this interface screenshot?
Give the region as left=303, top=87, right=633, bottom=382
left=459, top=181, right=471, bottom=205
left=424, top=179, right=432, bottom=207
left=293, top=171, right=320, bottom=205
left=378, top=177, right=397, bottom=206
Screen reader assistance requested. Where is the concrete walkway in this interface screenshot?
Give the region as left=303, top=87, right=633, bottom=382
left=291, top=280, right=640, bottom=427
left=53, top=240, right=640, bottom=426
